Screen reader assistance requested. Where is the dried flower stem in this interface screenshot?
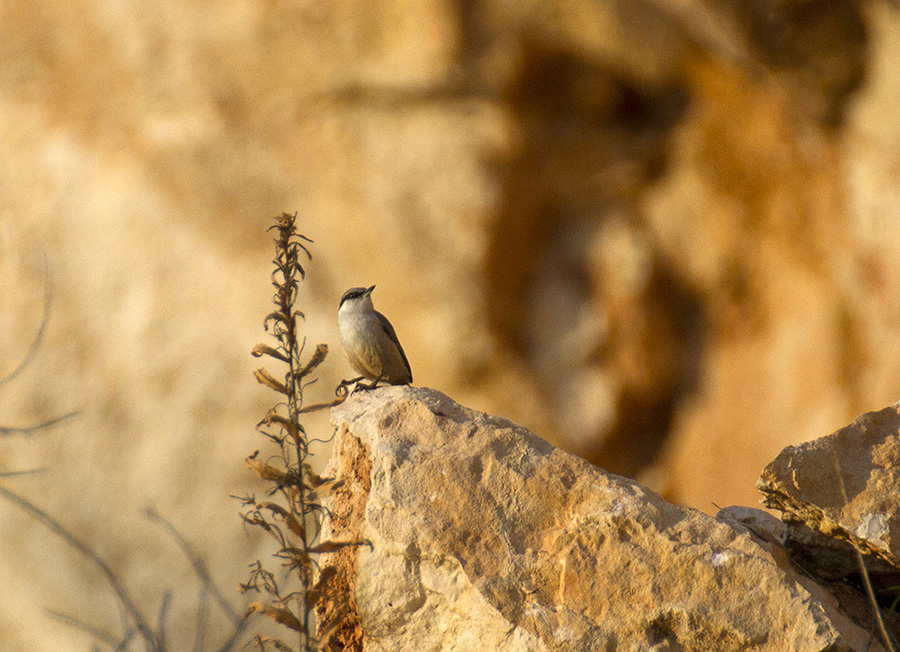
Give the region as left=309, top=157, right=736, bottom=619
left=241, top=212, right=360, bottom=652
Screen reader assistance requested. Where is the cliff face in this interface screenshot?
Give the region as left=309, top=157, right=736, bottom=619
left=321, top=386, right=900, bottom=652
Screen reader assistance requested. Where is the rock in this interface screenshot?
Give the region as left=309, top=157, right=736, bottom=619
left=319, top=386, right=880, bottom=652
left=758, top=402, right=900, bottom=599
left=714, top=505, right=893, bottom=645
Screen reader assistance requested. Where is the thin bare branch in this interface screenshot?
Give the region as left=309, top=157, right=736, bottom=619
left=0, top=484, right=158, bottom=650
left=297, top=397, right=346, bottom=414
left=193, top=587, right=209, bottom=652
left=0, top=468, right=46, bottom=478
left=112, top=626, right=140, bottom=652
left=45, top=609, right=120, bottom=648
left=143, top=507, right=243, bottom=627
left=156, top=591, right=172, bottom=652
left=830, top=448, right=897, bottom=652
left=0, top=410, right=78, bottom=436
left=211, top=619, right=250, bottom=652
left=0, top=252, right=51, bottom=387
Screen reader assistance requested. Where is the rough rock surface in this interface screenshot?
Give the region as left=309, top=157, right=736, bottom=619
left=321, top=386, right=881, bottom=652
left=759, top=402, right=900, bottom=596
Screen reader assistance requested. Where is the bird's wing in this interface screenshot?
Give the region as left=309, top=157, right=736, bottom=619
left=376, top=311, right=413, bottom=383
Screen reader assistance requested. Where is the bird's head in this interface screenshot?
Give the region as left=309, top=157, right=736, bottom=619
left=339, top=285, right=376, bottom=313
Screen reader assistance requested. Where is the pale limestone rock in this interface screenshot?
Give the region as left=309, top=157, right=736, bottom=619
left=715, top=505, right=887, bottom=647
left=321, top=386, right=878, bottom=652
left=758, top=402, right=900, bottom=597
left=759, top=402, right=900, bottom=560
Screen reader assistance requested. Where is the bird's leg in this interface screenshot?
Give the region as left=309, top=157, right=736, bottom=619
left=337, top=376, right=365, bottom=397
left=357, top=373, right=385, bottom=391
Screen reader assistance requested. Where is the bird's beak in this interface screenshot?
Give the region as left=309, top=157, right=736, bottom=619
left=365, top=285, right=376, bottom=296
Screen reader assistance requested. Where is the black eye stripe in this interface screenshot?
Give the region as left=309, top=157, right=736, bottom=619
left=340, top=287, right=369, bottom=306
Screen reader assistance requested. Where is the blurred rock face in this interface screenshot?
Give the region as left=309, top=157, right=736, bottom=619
left=2, top=0, right=900, bottom=648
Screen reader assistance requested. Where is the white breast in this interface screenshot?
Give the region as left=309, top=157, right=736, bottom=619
left=339, top=306, right=383, bottom=379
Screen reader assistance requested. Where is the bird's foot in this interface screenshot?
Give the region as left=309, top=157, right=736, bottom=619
left=337, top=376, right=365, bottom=397
left=355, top=374, right=385, bottom=391
left=337, top=375, right=386, bottom=395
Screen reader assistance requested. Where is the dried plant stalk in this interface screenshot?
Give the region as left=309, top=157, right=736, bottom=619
left=239, top=212, right=362, bottom=652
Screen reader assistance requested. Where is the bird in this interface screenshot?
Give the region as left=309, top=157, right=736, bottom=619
left=338, top=285, right=412, bottom=387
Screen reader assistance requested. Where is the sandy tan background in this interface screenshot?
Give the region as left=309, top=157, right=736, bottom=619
left=2, top=0, right=900, bottom=649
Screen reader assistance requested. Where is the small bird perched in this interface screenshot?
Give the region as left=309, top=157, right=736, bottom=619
left=338, top=285, right=412, bottom=387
